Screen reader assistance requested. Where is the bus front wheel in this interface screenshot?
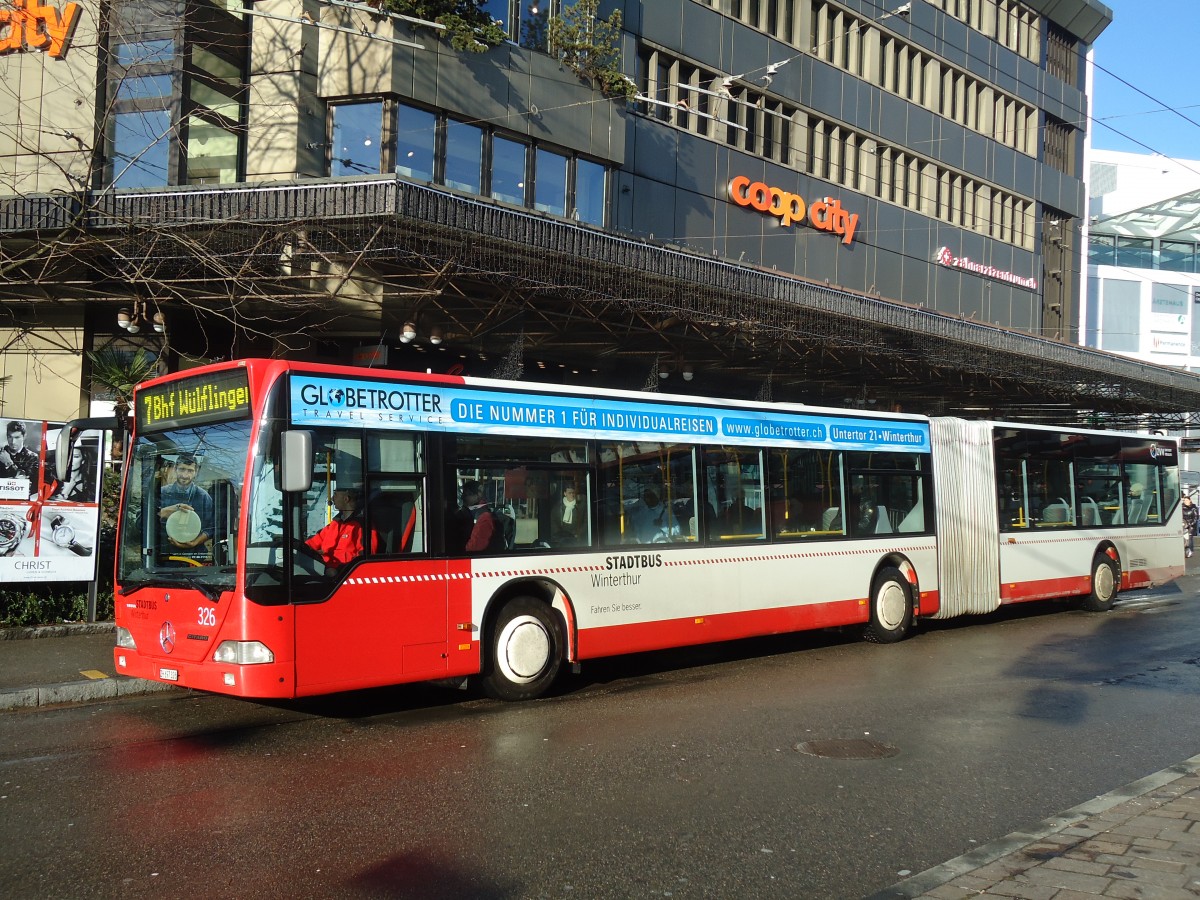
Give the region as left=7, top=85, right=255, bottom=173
left=864, top=567, right=913, bottom=644
left=482, top=597, right=563, bottom=701
left=1080, top=553, right=1120, bottom=612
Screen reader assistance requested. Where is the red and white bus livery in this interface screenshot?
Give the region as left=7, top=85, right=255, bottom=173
left=83, top=359, right=1182, bottom=701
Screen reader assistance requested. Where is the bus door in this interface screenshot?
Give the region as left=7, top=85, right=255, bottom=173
left=287, top=428, right=452, bottom=694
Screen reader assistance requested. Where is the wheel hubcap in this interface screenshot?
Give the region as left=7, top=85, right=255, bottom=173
left=1096, top=563, right=1115, bottom=600
left=877, top=581, right=907, bottom=630
left=498, top=615, right=551, bottom=683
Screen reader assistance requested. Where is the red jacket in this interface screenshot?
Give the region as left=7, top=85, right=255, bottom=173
left=306, top=516, right=380, bottom=568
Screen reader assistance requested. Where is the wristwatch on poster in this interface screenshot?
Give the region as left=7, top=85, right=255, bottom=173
left=50, top=515, right=93, bottom=557
left=0, top=513, right=27, bottom=556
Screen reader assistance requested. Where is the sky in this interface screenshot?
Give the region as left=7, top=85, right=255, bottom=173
left=1089, top=0, right=1200, bottom=161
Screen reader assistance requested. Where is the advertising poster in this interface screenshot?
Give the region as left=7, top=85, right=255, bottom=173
left=0, top=420, right=103, bottom=583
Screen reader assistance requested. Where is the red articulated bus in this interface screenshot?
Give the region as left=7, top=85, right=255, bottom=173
left=64, top=359, right=1181, bottom=701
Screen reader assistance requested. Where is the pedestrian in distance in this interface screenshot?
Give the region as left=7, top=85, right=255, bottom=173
left=1183, top=494, right=1197, bottom=558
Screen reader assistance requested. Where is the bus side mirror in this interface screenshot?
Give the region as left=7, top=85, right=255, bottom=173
left=281, top=430, right=313, bottom=493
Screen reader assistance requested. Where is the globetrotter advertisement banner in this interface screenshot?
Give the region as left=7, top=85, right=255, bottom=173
left=0, top=420, right=102, bottom=584
left=289, top=377, right=931, bottom=453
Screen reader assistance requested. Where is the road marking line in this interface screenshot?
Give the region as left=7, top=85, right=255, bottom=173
left=79, top=670, right=109, bottom=680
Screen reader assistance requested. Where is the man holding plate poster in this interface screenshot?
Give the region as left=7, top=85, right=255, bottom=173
left=158, top=452, right=213, bottom=564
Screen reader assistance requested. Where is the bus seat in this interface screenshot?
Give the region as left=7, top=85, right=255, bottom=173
left=874, top=505, right=893, bottom=533
left=1041, top=500, right=1070, bottom=524
left=398, top=500, right=418, bottom=552
left=1127, top=497, right=1147, bottom=525
left=821, top=507, right=841, bottom=530
left=370, top=491, right=417, bottom=554
left=1081, top=497, right=1101, bottom=527
left=897, top=502, right=923, bottom=533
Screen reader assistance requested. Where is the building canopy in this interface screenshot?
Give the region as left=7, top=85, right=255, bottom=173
left=4, top=179, right=1200, bottom=430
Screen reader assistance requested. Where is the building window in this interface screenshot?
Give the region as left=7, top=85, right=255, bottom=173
left=1100, top=278, right=1141, bottom=353
left=395, top=104, right=435, bottom=180
left=1044, top=115, right=1073, bottom=175
left=1160, top=240, right=1196, bottom=274
left=331, top=101, right=385, bottom=176
left=1045, top=22, right=1079, bottom=86
left=112, top=110, right=172, bottom=189
left=443, top=120, right=483, bottom=193
left=1088, top=233, right=1116, bottom=266
left=1115, top=237, right=1153, bottom=269
left=104, top=0, right=248, bottom=188
left=381, top=102, right=610, bottom=223
left=480, top=0, right=573, bottom=50
left=184, top=38, right=246, bottom=185
left=490, top=136, right=528, bottom=205
left=534, top=148, right=568, bottom=215
left=574, top=158, right=606, bottom=226
left=185, top=115, right=239, bottom=184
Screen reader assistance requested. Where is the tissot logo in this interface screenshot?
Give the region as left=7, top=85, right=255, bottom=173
left=0, top=0, right=82, bottom=60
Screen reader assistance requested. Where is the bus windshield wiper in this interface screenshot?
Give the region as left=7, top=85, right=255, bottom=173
left=119, top=576, right=222, bottom=602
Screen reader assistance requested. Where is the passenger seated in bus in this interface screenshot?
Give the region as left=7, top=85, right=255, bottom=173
left=630, top=488, right=669, bottom=542
left=719, top=485, right=758, bottom=537
left=553, top=485, right=585, bottom=546
left=305, top=486, right=380, bottom=574
left=672, top=483, right=710, bottom=540
left=847, top=493, right=886, bottom=537
left=458, top=480, right=512, bottom=553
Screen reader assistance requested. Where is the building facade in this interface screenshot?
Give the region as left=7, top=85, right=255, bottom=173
left=11, top=0, right=1198, bottom=427
left=1087, top=148, right=1200, bottom=371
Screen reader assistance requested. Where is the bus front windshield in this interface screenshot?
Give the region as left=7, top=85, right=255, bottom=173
left=118, top=421, right=250, bottom=598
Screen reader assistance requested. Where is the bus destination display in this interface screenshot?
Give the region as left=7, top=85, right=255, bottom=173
left=137, top=368, right=251, bottom=432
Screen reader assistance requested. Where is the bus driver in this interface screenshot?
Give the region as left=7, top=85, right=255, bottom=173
left=305, top=486, right=380, bottom=574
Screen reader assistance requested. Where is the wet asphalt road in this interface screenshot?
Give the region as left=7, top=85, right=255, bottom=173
left=3, top=583, right=1200, bottom=899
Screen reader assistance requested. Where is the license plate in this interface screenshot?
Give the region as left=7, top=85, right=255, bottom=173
left=159, top=668, right=179, bottom=681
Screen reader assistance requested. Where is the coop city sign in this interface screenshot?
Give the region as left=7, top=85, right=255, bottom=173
left=0, top=0, right=81, bottom=59
left=727, top=176, right=860, bottom=245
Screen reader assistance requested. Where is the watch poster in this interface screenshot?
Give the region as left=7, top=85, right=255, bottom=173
left=0, top=420, right=102, bottom=583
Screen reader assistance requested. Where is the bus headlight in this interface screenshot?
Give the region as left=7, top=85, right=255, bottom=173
left=116, top=626, right=136, bottom=649
left=212, top=641, right=274, bottom=665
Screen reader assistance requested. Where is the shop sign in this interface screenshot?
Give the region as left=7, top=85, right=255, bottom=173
left=0, top=0, right=81, bottom=60
left=727, top=176, right=860, bottom=245
left=1151, top=333, right=1188, bottom=355
left=935, top=247, right=1038, bottom=291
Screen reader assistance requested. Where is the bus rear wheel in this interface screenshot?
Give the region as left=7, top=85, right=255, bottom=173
left=1080, top=553, right=1120, bottom=612
left=864, top=567, right=913, bottom=644
left=482, top=597, right=563, bottom=701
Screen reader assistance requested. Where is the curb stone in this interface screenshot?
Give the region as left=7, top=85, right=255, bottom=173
left=0, top=622, right=116, bottom=640
left=0, top=676, right=178, bottom=711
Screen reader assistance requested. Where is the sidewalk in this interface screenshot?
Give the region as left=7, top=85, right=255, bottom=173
left=0, top=623, right=175, bottom=709
left=871, top=755, right=1200, bottom=898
